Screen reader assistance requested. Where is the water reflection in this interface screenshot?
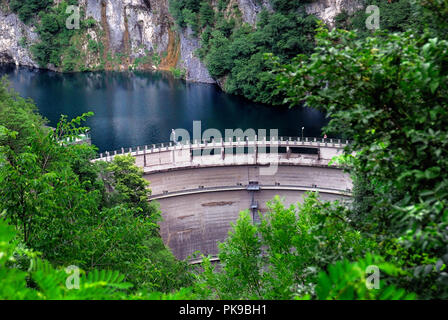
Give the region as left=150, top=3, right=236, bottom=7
left=0, top=65, right=328, bottom=153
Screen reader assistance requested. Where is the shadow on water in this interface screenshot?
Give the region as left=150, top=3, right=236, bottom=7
left=0, top=65, right=328, bottom=153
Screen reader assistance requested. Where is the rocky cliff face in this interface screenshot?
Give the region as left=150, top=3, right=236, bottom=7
left=178, top=26, right=215, bottom=83
left=82, top=0, right=169, bottom=65
left=237, top=0, right=273, bottom=26
left=234, top=0, right=362, bottom=27
left=85, top=0, right=215, bottom=82
left=305, top=0, right=363, bottom=27
left=0, top=0, right=215, bottom=83
left=231, top=0, right=361, bottom=28
left=0, top=9, right=38, bottom=67
left=0, top=0, right=361, bottom=83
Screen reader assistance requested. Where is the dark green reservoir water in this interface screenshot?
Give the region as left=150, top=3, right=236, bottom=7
left=0, top=65, right=327, bottom=153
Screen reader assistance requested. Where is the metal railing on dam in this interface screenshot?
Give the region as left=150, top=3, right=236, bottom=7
left=93, top=137, right=353, bottom=261
left=95, top=136, right=351, bottom=171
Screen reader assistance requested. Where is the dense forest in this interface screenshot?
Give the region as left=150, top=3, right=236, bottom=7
left=1, top=0, right=448, bottom=300
left=169, top=0, right=318, bottom=104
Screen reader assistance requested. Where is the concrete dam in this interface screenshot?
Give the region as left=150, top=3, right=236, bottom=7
left=97, top=137, right=353, bottom=262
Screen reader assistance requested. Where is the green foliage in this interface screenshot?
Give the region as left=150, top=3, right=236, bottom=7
left=0, top=80, right=192, bottom=294
left=87, top=39, right=100, bottom=53
left=9, top=0, right=53, bottom=23
left=170, top=66, right=187, bottom=79
left=131, top=54, right=152, bottom=70
left=217, top=0, right=228, bottom=12
left=182, top=8, right=199, bottom=34
left=415, top=0, right=448, bottom=36
left=83, top=17, right=97, bottom=28
left=5, top=0, right=447, bottom=301
left=0, top=218, right=133, bottom=299
left=334, top=0, right=446, bottom=38
left=198, top=193, right=377, bottom=299
left=335, top=0, right=422, bottom=37
left=169, top=1, right=317, bottom=105
left=270, top=0, right=305, bottom=13
left=315, top=254, right=416, bottom=300
left=204, top=11, right=317, bottom=104
left=152, top=51, right=162, bottom=67
left=0, top=77, right=47, bottom=154
left=215, top=211, right=262, bottom=299
left=199, top=2, right=214, bottom=28
left=272, top=8, right=448, bottom=298
left=0, top=218, right=199, bottom=299
left=106, top=155, right=159, bottom=219
left=28, top=1, right=95, bottom=71
left=18, top=36, right=28, bottom=48
left=169, top=0, right=202, bottom=29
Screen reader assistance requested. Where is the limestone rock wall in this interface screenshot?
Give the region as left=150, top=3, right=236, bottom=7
left=305, top=0, right=363, bottom=27
left=0, top=0, right=214, bottom=82
left=178, top=27, right=215, bottom=83
left=83, top=0, right=169, bottom=59
left=233, top=0, right=362, bottom=28
left=0, top=8, right=38, bottom=67
left=237, top=0, right=272, bottom=26
left=0, top=0, right=362, bottom=82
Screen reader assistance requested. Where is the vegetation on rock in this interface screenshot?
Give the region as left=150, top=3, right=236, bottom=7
left=170, top=0, right=317, bottom=104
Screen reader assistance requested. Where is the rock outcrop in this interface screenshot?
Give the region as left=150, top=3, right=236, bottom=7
left=234, top=0, right=362, bottom=28
left=237, top=0, right=272, bottom=26
left=178, top=27, right=215, bottom=83
left=0, top=8, right=38, bottom=68
left=305, top=0, right=363, bottom=27
left=83, top=0, right=170, bottom=60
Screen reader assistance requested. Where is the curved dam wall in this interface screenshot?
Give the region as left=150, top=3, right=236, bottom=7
left=147, top=165, right=352, bottom=260
left=97, top=137, right=353, bottom=261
